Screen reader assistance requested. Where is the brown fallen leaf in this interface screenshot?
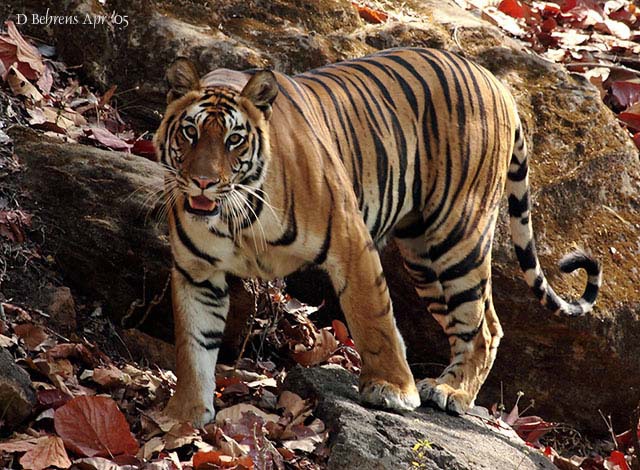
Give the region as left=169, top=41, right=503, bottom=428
left=71, top=456, right=139, bottom=469
left=0, top=209, right=32, bottom=244
left=0, top=435, right=47, bottom=453
left=13, top=322, right=49, bottom=350
left=86, top=126, right=132, bottom=151
left=19, top=435, right=71, bottom=470
left=54, top=395, right=140, bottom=457
left=215, top=404, right=280, bottom=426
left=92, top=365, right=128, bottom=388
left=5, top=65, right=43, bottom=101
left=0, top=20, right=45, bottom=81
left=292, top=328, right=339, bottom=367
left=136, top=436, right=165, bottom=460
left=37, top=389, right=72, bottom=409
left=352, top=2, right=389, bottom=23
left=193, top=450, right=254, bottom=469
left=164, top=421, right=201, bottom=450
left=46, top=342, right=107, bottom=368
left=277, top=391, right=308, bottom=420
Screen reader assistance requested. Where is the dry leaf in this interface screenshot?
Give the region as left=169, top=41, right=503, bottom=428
left=215, top=404, right=279, bottom=426
left=54, top=395, right=140, bottom=457
left=282, top=434, right=324, bottom=453
left=72, top=456, right=138, bottom=469
left=87, top=126, right=132, bottom=151
left=193, top=451, right=254, bottom=470
left=19, top=436, right=71, bottom=470
left=143, top=409, right=182, bottom=433
left=352, top=2, right=389, bottom=23
left=0, top=209, right=32, bottom=244
left=92, top=365, right=127, bottom=388
left=481, top=8, right=527, bottom=36
left=136, top=436, right=165, bottom=460
left=0, top=435, right=47, bottom=453
left=5, top=66, right=43, bottom=101
left=164, top=422, right=200, bottom=450
left=277, top=391, right=307, bottom=419
left=0, top=20, right=45, bottom=80
left=292, top=328, right=339, bottom=367
left=14, top=322, right=48, bottom=350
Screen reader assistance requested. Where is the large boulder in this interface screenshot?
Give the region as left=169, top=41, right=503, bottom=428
left=2, top=0, right=639, bottom=435
left=0, top=348, right=36, bottom=430
left=284, top=365, right=556, bottom=470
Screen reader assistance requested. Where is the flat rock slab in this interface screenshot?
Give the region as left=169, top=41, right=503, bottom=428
left=0, top=348, right=36, bottom=430
left=284, top=365, right=554, bottom=470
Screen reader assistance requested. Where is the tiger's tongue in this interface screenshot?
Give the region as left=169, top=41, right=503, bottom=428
left=189, top=195, right=217, bottom=211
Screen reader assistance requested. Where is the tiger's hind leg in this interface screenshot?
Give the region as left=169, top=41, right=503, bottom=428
left=396, top=232, right=503, bottom=414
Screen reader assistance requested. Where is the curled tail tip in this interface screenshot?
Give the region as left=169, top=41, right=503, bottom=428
left=553, top=248, right=602, bottom=317
left=558, top=248, right=602, bottom=278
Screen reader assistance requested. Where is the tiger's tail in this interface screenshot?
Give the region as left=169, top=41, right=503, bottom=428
left=506, top=120, right=602, bottom=316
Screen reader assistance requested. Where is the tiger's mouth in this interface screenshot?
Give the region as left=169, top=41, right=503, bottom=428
left=185, top=195, right=220, bottom=216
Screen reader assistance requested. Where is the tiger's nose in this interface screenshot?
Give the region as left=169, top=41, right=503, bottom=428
left=192, top=176, right=220, bottom=190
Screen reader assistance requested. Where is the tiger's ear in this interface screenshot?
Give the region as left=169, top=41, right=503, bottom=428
left=240, top=70, right=278, bottom=119
left=166, top=57, right=201, bottom=103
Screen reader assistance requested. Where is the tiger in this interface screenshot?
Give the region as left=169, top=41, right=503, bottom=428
left=153, top=47, right=602, bottom=426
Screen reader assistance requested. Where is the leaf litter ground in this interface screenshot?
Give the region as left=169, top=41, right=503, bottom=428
left=1, top=9, right=640, bottom=470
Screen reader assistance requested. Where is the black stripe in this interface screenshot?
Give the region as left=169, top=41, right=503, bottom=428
left=508, top=193, right=529, bottom=218
left=269, top=197, right=297, bottom=246
left=583, top=282, right=599, bottom=304
left=447, top=280, right=487, bottom=312
left=532, top=275, right=545, bottom=300
left=448, top=318, right=484, bottom=342
left=508, top=158, right=528, bottom=181
left=173, top=204, right=220, bottom=265
left=404, top=260, right=438, bottom=283
left=438, top=224, right=492, bottom=282
left=173, top=263, right=229, bottom=297
left=314, top=182, right=333, bottom=265
left=514, top=241, right=537, bottom=272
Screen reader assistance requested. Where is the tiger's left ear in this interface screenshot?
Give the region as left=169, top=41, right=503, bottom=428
left=166, top=57, right=201, bottom=104
left=240, top=70, right=279, bottom=119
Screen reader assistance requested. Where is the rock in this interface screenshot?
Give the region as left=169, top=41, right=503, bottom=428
left=119, top=329, right=175, bottom=371
left=284, top=365, right=555, bottom=470
left=2, top=0, right=639, bottom=435
left=43, top=286, right=76, bottom=333
left=0, top=348, right=36, bottom=430
left=4, top=127, right=252, bottom=354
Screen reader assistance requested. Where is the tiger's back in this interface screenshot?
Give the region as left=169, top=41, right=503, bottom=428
left=272, top=48, right=518, bottom=247
left=155, top=47, right=601, bottom=425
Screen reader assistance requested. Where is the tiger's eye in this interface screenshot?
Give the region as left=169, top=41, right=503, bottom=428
left=226, top=133, right=245, bottom=147
left=182, top=125, right=197, bottom=141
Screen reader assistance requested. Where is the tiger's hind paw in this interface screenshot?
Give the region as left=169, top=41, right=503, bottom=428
left=360, top=379, right=420, bottom=412
left=417, top=378, right=473, bottom=415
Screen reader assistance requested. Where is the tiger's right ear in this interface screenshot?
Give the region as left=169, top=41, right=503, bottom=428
left=166, top=57, right=201, bottom=103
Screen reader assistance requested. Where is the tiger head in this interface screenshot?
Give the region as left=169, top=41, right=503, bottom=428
left=154, top=58, right=279, bottom=218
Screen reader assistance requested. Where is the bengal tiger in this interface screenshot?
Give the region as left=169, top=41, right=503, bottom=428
left=153, top=47, right=602, bottom=426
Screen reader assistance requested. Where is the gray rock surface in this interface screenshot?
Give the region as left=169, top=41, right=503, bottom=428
left=1, top=0, right=639, bottom=434
left=284, top=365, right=555, bottom=470
left=0, top=348, right=36, bottom=430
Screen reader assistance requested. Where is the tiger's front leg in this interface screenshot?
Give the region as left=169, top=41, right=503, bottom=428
left=164, top=266, right=229, bottom=426
left=324, top=219, right=420, bottom=413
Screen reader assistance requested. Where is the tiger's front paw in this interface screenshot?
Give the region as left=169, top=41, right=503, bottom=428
left=418, top=378, right=473, bottom=415
left=164, top=393, right=214, bottom=427
left=360, top=377, right=420, bottom=412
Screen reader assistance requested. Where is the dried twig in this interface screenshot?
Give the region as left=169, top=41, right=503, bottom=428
left=235, top=279, right=259, bottom=370
left=599, top=409, right=618, bottom=450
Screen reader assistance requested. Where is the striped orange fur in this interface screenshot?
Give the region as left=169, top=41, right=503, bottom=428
left=154, top=48, right=602, bottom=425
